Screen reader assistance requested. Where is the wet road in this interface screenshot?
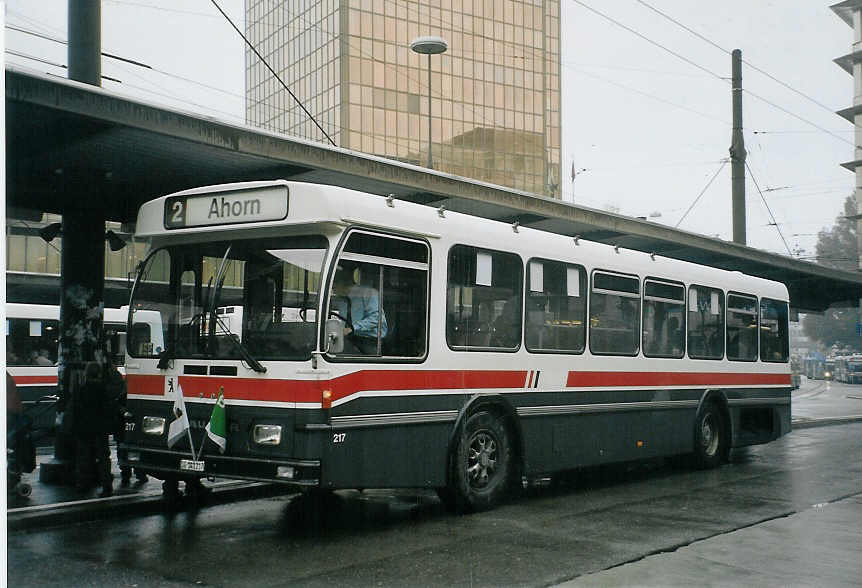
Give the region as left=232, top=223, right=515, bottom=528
left=792, top=377, right=862, bottom=422
left=8, top=420, right=862, bottom=587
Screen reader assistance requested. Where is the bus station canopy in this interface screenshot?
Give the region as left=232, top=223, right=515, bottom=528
left=7, top=66, right=862, bottom=312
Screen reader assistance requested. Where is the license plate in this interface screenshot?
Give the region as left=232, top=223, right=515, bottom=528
left=180, top=459, right=205, bottom=472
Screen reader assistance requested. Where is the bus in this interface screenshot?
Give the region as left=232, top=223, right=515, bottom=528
left=804, top=355, right=825, bottom=380
left=833, top=354, right=862, bottom=384
left=121, top=181, right=792, bottom=511
left=5, top=303, right=164, bottom=431
left=825, top=359, right=836, bottom=381
left=845, top=355, right=862, bottom=384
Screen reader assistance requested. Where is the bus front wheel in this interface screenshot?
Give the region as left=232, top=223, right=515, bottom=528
left=452, top=410, right=513, bottom=512
left=692, top=402, right=727, bottom=469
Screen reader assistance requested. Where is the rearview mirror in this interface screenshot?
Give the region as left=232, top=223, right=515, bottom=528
left=325, top=318, right=344, bottom=354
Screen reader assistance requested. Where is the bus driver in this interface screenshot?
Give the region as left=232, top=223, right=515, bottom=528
left=330, top=263, right=387, bottom=354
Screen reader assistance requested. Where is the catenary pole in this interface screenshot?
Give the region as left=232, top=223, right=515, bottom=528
left=730, top=49, right=747, bottom=245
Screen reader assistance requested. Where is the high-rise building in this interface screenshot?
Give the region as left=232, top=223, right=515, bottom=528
left=245, top=0, right=561, bottom=197
left=832, top=1, right=862, bottom=272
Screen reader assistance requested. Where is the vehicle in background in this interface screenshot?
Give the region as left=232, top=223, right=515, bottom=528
left=824, top=359, right=836, bottom=381
left=803, top=354, right=825, bottom=380
left=5, top=303, right=163, bottom=432
left=790, top=356, right=801, bottom=389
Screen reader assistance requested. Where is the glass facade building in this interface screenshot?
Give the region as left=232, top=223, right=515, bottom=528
left=245, top=0, right=561, bottom=197
left=5, top=215, right=145, bottom=281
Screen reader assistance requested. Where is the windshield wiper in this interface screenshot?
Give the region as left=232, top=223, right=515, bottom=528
left=211, top=312, right=267, bottom=373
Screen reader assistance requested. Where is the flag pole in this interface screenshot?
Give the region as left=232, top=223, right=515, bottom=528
left=196, top=385, right=221, bottom=460
left=186, top=420, right=197, bottom=460
left=196, top=430, right=206, bottom=461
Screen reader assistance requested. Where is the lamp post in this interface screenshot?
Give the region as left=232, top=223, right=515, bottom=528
left=410, top=36, right=447, bottom=169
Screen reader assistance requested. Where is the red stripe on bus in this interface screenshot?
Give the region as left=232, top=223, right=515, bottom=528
left=127, top=369, right=787, bottom=405
left=11, top=375, right=57, bottom=385
left=565, top=371, right=791, bottom=388
left=327, top=370, right=528, bottom=403
left=126, top=374, right=164, bottom=396
left=126, top=370, right=528, bottom=403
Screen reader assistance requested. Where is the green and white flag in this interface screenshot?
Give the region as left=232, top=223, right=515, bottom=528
left=205, top=388, right=227, bottom=453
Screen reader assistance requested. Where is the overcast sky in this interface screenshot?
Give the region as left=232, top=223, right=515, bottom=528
left=4, top=1, right=855, bottom=261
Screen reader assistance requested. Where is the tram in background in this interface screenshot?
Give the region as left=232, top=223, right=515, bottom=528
left=5, top=303, right=163, bottom=431
left=121, top=181, right=792, bottom=512
left=790, top=356, right=802, bottom=389
left=804, top=355, right=825, bottom=380
left=825, top=358, right=837, bottom=381
left=833, top=354, right=862, bottom=384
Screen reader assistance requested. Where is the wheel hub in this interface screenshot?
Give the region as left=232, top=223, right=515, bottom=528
left=467, top=431, right=498, bottom=489
left=702, top=415, right=719, bottom=456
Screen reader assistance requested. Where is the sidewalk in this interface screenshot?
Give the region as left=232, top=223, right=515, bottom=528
left=7, top=444, right=293, bottom=531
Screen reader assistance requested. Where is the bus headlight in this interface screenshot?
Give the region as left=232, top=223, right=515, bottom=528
left=253, top=424, right=282, bottom=446
left=277, top=466, right=296, bottom=479
left=142, top=416, right=166, bottom=435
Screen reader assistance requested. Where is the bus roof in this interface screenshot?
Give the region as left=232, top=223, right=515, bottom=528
left=136, top=180, right=789, bottom=301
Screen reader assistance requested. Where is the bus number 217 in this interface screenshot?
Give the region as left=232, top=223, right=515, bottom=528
left=332, top=433, right=346, bottom=444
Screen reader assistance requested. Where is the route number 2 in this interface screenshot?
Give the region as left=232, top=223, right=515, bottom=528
left=332, top=433, right=346, bottom=444
left=164, top=197, right=187, bottom=228
left=171, top=201, right=184, bottom=223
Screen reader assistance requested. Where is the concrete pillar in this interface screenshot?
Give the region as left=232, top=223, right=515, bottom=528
left=41, top=209, right=106, bottom=484
left=40, top=0, right=105, bottom=485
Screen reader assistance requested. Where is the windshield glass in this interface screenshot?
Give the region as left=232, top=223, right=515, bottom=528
left=128, top=235, right=327, bottom=361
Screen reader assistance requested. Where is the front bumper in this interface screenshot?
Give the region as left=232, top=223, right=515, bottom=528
left=120, top=444, right=321, bottom=486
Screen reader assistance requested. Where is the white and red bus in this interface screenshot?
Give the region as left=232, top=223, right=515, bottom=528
left=122, top=180, right=791, bottom=511
left=6, top=303, right=164, bottom=431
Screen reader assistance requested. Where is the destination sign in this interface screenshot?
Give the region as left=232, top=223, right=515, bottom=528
left=164, top=185, right=289, bottom=229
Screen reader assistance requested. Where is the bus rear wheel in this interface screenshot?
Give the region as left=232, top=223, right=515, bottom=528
left=693, top=402, right=727, bottom=469
left=452, top=410, right=513, bottom=512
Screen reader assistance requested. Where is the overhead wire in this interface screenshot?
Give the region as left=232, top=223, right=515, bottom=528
left=674, top=158, right=728, bottom=228
left=570, top=0, right=726, bottom=82
left=565, top=65, right=729, bottom=126
left=745, top=160, right=793, bottom=256
left=209, top=0, right=336, bottom=146
left=103, top=0, right=221, bottom=19
left=636, top=0, right=844, bottom=121
left=631, top=0, right=856, bottom=149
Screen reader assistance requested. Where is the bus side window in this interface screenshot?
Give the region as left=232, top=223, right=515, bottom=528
left=727, top=293, right=758, bottom=362
left=6, top=317, right=59, bottom=366
left=525, top=259, right=586, bottom=354
left=589, top=271, right=640, bottom=356
left=642, top=279, right=685, bottom=359
left=688, top=285, right=724, bottom=360
left=331, top=230, right=429, bottom=359
left=446, top=245, right=523, bottom=351
left=760, top=298, right=789, bottom=363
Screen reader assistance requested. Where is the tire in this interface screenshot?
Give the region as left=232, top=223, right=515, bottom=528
left=692, top=402, right=727, bottom=469
left=452, top=410, right=513, bottom=512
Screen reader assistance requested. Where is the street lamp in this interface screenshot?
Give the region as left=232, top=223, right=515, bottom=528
left=410, top=35, right=448, bottom=169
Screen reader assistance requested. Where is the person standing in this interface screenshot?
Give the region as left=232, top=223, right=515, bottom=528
left=73, top=361, right=113, bottom=496
left=106, top=361, right=147, bottom=485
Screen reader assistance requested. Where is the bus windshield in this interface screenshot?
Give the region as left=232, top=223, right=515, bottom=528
left=128, top=235, right=327, bottom=362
